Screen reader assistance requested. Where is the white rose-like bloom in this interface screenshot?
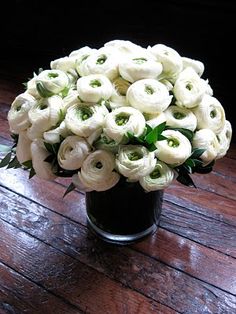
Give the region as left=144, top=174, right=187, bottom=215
left=43, top=121, right=71, bottom=144
left=57, top=135, right=90, bottom=170
left=16, top=131, right=32, bottom=163
left=65, top=103, right=108, bottom=137
left=182, top=57, right=204, bottom=77
left=27, top=95, right=64, bottom=140
left=155, top=130, right=192, bottom=166
left=193, top=94, right=225, bottom=134
left=103, top=106, right=146, bottom=143
left=145, top=112, right=167, bottom=129
left=78, top=150, right=120, bottom=191
left=116, top=145, right=156, bottom=181
left=8, top=92, right=36, bottom=133
left=192, top=129, right=220, bottom=164
left=77, top=74, right=113, bottom=103
left=31, top=139, right=56, bottom=180
left=164, top=105, right=197, bottom=131
left=36, top=69, right=70, bottom=96
left=147, top=44, right=183, bottom=79
left=119, top=54, right=163, bottom=83
left=127, top=79, right=172, bottom=114
left=78, top=47, right=119, bottom=80
left=173, top=67, right=207, bottom=108
left=216, top=120, right=232, bottom=159
left=105, top=39, right=151, bottom=57
left=139, top=160, right=175, bottom=191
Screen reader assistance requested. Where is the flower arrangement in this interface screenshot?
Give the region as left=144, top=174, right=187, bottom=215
left=0, top=40, right=232, bottom=196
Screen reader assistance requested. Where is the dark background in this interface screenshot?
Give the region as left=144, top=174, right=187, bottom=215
left=1, top=0, right=235, bottom=141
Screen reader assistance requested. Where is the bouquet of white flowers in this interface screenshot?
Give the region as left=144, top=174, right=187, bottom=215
left=0, top=40, right=232, bottom=196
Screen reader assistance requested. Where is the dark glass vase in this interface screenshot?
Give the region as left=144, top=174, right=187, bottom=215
left=85, top=178, right=163, bottom=245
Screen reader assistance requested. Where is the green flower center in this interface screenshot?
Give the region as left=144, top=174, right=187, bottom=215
left=173, top=111, right=186, bottom=119
left=150, top=167, right=161, bottom=179
left=96, top=54, right=107, bottom=65
left=133, top=57, right=147, bottom=64
left=167, top=137, right=180, bottom=147
left=210, top=109, right=217, bottom=118
left=48, top=72, right=59, bottom=79
left=77, top=107, right=93, bottom=121
left=90, top=79, right=102, bottom=88
left=115, top=114, right=130, bottom=126
left=186, top=83, right=193, bottom=91
left=145, top=85, right=155, bottom=95
left=128, top=151, right=143, bottom=161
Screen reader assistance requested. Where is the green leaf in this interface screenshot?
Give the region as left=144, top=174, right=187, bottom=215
left=0, top=144, right=11, bottom=153
left=191, top=148, right=206, bottom=159
left=22, top=160, right=33, bottom=169
left=176, top=171, right=196, bottom=187
left=146, top=143, right=157, bottom=152
left=185, top=158, right=196, bottom=168
left=145, top=122, right=166, bottom=144
left=193, top=160, right=215, bottom=174
left=44, top=142, right=54, bottom=154
left=29, top=167, right=36, bottom=179
left=63, top=182, right=76, bottom=198
left=36, top=82, right=54, bottom=98
left=0, top=152, right=12, bottom=168
left=7, top=156, right=21, bottom=169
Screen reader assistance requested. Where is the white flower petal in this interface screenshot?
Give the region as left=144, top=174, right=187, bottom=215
left=36, top=69, right=69, bottom=95
left=155, top=130, right=192, bottom=166
left=16, top=131, right=32, bottom=163
left=216, top=120, right=232, bottom=159
left=77, top=74, right=113, bottom=103
left=139, top=160, right=174, bottom=191
left=103, top=106, right=146, bottom=143
left=182, top=57, right=204, bottom=77
left=127, top=79, right=172, bottom=114
left=164, top=105, right=197, bottom=131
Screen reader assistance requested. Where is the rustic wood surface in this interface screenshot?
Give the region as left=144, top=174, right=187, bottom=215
left=0, top=76, right=236, bottom=314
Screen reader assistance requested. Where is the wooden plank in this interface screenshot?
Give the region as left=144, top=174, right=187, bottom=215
left=0, top=184, right=236, bottom=296
left=0, top=219, right=178, bottom=314
left=160, top=201, right=236, bottom=258
left=0, top=263, right=82, bottom=314
left=0, top=186, right=236, bottom=300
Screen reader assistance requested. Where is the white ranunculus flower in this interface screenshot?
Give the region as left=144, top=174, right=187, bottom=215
left=145, top=112, right=167, bottom=129
left=31, top=139, right=56, bottom=180
left=36, top=69, right=70, bottom=97
left=57, top=135, right=90, bottom=170
left=16, top=131, right=32, bottom=163
left=27, top=95, right=64, bottom=140
left=119, top=54, right=163, bottom=83
left=50, top=56, right=77, bottom=77
left=147, top=44, right=183, bottom=80
left=103, top=106, right=146, bottom=143
left=105, top=40, right=151, bottom=57
left=78, top=47, right=119, bottom=80
left=65, top=103, right=108, bottom=137
left=193, top=94, right=225, bottom=134
left=127, top=79, right=172, bottom=114
left=216, top=120, right=232, bottom=159
left=192, top=129, right=220, bottom=164
left=26, top=75, right=40, bottom=98
left=173, top=67, right=207, bottom=108
left=77, top=74, right=113, bottom=103
left=116, top=145, right=156, bottom=181
left=8, top=92, right=36, bottom=134
left=43, top=121, right=71, bottom=144
left=164, top=105, right=197, bottom=131
left=155, top=130, right=192, bottom=166
left=182, top=57, right=204, bottom=77
left=69, top=46, right=96, bottom=59
left=139, top=160, right=175, bottom=191
left=78, top=150, right=120, bottom=191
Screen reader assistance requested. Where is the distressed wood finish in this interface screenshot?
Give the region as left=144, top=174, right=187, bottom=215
left=1, top=78, right=236, bottom=313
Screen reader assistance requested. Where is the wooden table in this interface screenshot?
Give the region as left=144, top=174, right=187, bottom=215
left=0, top=77, right=236, bottom=314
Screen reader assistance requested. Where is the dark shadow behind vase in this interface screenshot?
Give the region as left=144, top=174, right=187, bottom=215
left=86, top=178, right=163, bottom=245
